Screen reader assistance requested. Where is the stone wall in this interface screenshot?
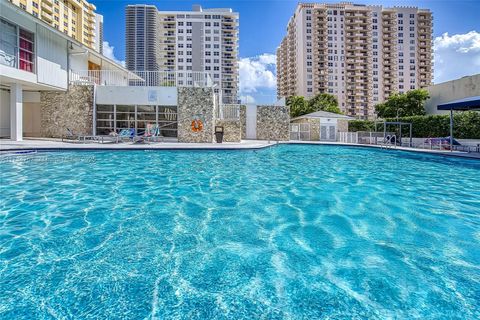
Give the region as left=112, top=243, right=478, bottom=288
left=240, top=105, right=246, bottom=139
left=40, top=85, right=94, bottom=138
left=215, top=119, right=241, bottom=142
left=256, top=105, right=290, bottom=141
left=177, top=87, right=215, bottom=143
left=338, top=119, right=349, bottom=132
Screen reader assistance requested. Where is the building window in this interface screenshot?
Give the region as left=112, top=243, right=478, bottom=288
left=0, top=19, right=35, bottom=73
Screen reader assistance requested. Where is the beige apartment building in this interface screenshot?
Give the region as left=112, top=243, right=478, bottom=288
left=125, top=4, right=239, bottom=103
left=277, top=2, right=433, bottom=119
left=8, top=0, right=102, bottom=52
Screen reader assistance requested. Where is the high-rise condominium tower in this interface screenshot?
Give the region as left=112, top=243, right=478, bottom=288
left=277, top=3, right=433, bottom=119
left=125, top=4, right=239, bottom=102
left=8, top=0, right=103, bottom=52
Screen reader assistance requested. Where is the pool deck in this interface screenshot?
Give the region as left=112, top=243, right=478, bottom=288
left=0, top=138, right=275, bottom=151
left=289, top=141, right=480, bottom=159
left=1, top=138, right=479, bottom=159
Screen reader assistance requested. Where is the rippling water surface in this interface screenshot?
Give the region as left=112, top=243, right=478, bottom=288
left=1, top=145, right=479, bottom=319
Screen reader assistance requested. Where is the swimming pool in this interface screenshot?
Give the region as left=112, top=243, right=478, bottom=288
left=1, top=145, right=479, bottom=319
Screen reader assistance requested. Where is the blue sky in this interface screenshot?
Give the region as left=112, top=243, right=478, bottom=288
left=92, top=0, right=480, bottom=103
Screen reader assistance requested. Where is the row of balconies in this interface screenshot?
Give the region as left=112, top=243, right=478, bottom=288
left=345, top=12, right=369, bottom=18
left=418, top=22, right=432, bottom=27
left=383, top=27, right=397, bottom=33
left=41, top=2, right=53, bottom=13
left=41, top=10, right=53, bottom=22
left=345, top=19, right=369, bottom=25
left=159, top=46, right=175, bottom=51
left=346, top=91, right=370, bottom=97
left=418, top=42, right=432, bottom=47
left=418, top=15, right=431, bottom=21
left=345, top=26, right=371, bottom=31
left=345, top=32, right=369, bottom=38
left=159, top=25, right=176, bottom=30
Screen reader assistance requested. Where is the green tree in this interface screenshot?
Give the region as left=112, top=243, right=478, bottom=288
left=287, top=96, right=309, bottom=118
left=288, top=93, right=342, bottom=118
left=375, top=89, right=429, bottom=118
left=308, top=93, right=342, bottom=114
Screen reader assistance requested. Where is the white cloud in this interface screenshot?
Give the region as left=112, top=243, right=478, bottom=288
left=239, top=53, right=276, bottom=94
left=434, top=31, right=480, bottom=83
left=239, top=94, right=256, bottom=104
left=102, top=41, right=125, bottom=67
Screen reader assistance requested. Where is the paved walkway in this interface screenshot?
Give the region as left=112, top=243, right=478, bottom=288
left=288, top=140, right=480, bottom=159
left=1, top=138, right=479, bottom=159
left=0, top=138, right=275, bottom=151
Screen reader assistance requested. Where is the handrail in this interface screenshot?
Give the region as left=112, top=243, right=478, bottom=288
left=69, top=70, right=213, bottom=88
left=381, top=134, right=397, bottom=149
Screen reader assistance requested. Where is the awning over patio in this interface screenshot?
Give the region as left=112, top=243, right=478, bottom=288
left=436, top=95, right=480, bottom=151
left=437, top=96, right=480, bottom=111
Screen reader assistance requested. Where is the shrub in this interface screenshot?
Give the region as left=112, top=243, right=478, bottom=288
left=348, top=112, right=480, bottom=139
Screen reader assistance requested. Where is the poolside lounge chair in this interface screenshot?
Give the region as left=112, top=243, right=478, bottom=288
left=424, top=136, right=461, bottom=150
left=62, top=128, right=81, bottom=142
left=118, top=128, right=135, bottom=142
left=132, top=124, right=164, bottom=143
left=145, top=125, right=163, bottom=142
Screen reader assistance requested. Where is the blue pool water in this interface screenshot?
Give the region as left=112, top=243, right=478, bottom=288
left=0, top=145, right=479, bottom=319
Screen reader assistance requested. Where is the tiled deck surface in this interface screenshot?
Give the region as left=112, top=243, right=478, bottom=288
left=1, top=138, right=479, bottom=159
left=0, top=138, right=275, bottom=151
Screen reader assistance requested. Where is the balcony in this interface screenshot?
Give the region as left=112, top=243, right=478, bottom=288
left=41, top=2, right=53, bottom=13
left=41, top=10, right=53, bottom=22
left=70, top=70, right=214, bottom=87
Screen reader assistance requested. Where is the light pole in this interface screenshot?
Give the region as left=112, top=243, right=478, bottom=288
left=396, top=108, right=403, bottom=122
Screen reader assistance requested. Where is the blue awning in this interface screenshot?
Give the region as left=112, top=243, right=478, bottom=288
left=437, top=96, right=480, bottom=111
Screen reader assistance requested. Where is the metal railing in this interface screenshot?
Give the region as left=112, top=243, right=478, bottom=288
left=380, top=135, right=397, bottom=149
left=70, top=70, right=213, bottom=87
left=216, top=104, right=240, bottom=120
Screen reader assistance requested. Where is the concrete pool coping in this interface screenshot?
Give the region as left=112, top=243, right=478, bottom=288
left=1, top=138, right=479, bottom=160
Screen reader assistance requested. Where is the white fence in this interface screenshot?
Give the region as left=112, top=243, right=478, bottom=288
left=70, top=70, right=213, bottom=87
left=338, top=132, right=358, bottom=143
left=216, top=104, right=240, bottom=120
left=338, top=131, right=396, bottom=144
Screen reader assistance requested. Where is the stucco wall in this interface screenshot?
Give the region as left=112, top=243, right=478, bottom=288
left=215, top=119, right=241, bottom=142
left=425, top=74, right=480, bottom=115
left=177, top=87, right=215, bottom=143
left=40, top=85, right=94, bottom=138
left=256, top=105, right=290, bottom=141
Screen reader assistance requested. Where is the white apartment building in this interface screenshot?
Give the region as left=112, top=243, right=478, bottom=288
left=0, top=0, right=227, bottom=142
left=126, top=4, right=239, bottom=103
left=277, top=2, right=433, bottom=119
left=0, top=0, right=130, bottom=140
